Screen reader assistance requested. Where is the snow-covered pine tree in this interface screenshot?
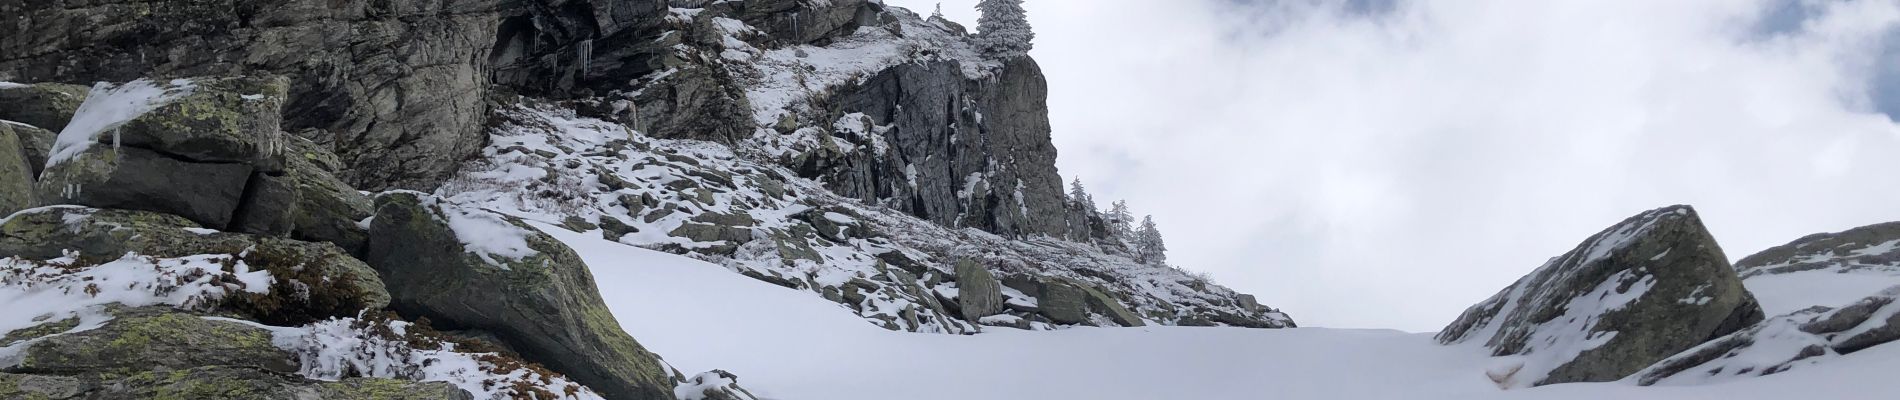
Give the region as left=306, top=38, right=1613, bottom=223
left=1135, top=215, right=1168, bottom=265
left=1108, top=200, right=1134, bottom=238
left=975, top=0, right=1034, bottom=59
left=1068, top=177, right=1095, bottom=212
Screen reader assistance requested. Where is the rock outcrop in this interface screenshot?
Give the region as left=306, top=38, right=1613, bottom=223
left=1634, top=285, right=1900, bottom=385
left=365, top=192, right=676, bottom=400
left=804, top=58, right=1071, bottom=239
left=1437, top=205, right=1764, bottom=388
left=1734, top=221, right=1900, bottom=278
left=0, top=82, right=87, bottom=133
left=0, top=207, right=391, bottom=324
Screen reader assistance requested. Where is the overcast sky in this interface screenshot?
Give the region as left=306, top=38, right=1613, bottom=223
left=888, top=0, right=1900, bottom=332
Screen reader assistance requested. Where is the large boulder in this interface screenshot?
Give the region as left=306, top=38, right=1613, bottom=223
left=0, top=123, right=35, bottom=216
left=1436, top=205, right=1763, bottom=388
left=1733, top=221, right=1900, bottom=278
left=365, top=192, right=676, bottom=400
left=0, top=82, right=88, bottom=132
left=955, top=259, right=1005, bottom=320
left=35, top=77, right=289, bottom=230
left=0, top=207, right=391, bottom=324
left=1634, top=285, right=1900, bottom=385
left=1033, top=277, right=1146, bottom=327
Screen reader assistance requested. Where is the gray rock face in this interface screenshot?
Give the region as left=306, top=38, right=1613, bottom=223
left=955, top=259, right=1005, bottom=320
left=1436, top=205, right=1764, bottom=388
left=1734, top=221, right=1900, bottom=278
left=1, top=0, right=498, bottom=190
left=39, top=145, right=255, bottom=228
left=365, top=192, right=676, bottom=400
left=1634, top=285, right=1900, bottom=385
left=806, top=58, right=1070, bottom=239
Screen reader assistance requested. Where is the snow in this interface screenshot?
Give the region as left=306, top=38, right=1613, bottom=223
left=0, top=82, right=26, bottom=89
left=215, top=316, right=603, bottom=400
left=46, top=79, right=197, bottom=168
left=439, top=204, right=538, bottom=268
left=0, top=252, right=272, bottom=367
left=548, top=223, right=1900, bottom=400
left=1745, top=269, right=1900, bottom=315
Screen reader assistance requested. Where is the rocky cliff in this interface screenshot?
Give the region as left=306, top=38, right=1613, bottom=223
left=1, top=0, right=1291, bottom=398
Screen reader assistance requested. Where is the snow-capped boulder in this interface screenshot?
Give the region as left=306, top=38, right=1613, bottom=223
left=0, top=124, right=35, bottom=216
left=0, top=82, right=88, bottom=133
left=0, top=207, right=392, bottom=324
left=1634, top=285, right=1900, bottom=385
left=1734, top=221, right=1900, bottom=278
left=955, top=259, right=1005, bottom=320
left=34, top=77, right=289, bottom=229
left=365, top=192, right=675, bottom=400
left=1437, top=205, right=1764, bottom=387
left=7, top=306, right=298, bottom=375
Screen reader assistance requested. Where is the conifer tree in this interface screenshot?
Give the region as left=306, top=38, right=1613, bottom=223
left=1136, top=215, right=1168, bottom=265
left=975, top=0, right=1035, bottom=58
left=1108, top=200, right=1134, bottom=238
left=1068, top=177, right=1095, bottom=212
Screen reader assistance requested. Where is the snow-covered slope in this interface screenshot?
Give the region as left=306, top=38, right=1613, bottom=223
left=440, top=103, right=1291, bottom=334
left=544, top=221, right=1900, bottom=400
left=1735, top=221, right=1900, bottom=315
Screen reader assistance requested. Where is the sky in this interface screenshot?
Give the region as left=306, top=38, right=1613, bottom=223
left=886, top=0, right=1900, bottom=332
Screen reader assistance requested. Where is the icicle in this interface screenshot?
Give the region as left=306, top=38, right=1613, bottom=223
left=577, top=39, right=594, bottom=77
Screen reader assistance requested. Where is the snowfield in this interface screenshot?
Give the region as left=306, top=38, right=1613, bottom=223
left=542, top=223, right=1900, bottom=400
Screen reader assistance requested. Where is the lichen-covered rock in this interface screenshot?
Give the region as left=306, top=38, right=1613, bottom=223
left=1634, top=285, right=1900, bottom=385
left=82, top=77, right=290, bottom=167
left=365, top=192, right=676, bottom=400
left=60, top=366, right=474, bottom=400
left=0, top=207, right=391, bottom=324
left=1734, top=221, right=1900, bottom=278
left=1436, top=205, right=1764, bottom=388
left=0, top=123, right=36, bottom=216
left=955, top=259, right=1004, bottom=320
left=3, top=122, right=55, bottom=179
left=10, top=307, right=296, bottom=375
left=36, top=145, right=255, bottom=229
left=0, top=82, right=88, bottom=132
left=282, top=136, right=375, bottom=254
left=0, top=373, right=83, bottom=399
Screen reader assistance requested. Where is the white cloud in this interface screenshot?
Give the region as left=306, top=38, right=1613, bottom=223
left=890, top=0, right=1900, bottom=331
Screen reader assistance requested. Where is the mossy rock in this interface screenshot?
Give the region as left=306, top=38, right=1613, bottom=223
left=0, top=373, right=84, bottom=399
left=35, top=145, right=254, bottom=229
left=0, top=207, right=391, bottom=325
left=105, top=76, right=290, bottom=168
left=282, top=135, right=373, bottom=255
left=0, top=82, right=89, bottom=132
left=5, top=121, right=56, bottom=178
left=12, top=307, right=294, bottom=375
left=91, top=366, right=472, bottom=400
left=365, top=192, right=675, bottom=400
left=0, top=123, right=36, bottom=216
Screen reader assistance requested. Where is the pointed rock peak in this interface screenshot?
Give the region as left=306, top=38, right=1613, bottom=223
left=1734, top=220, right=1900, bottom=278
left=1437, top=205, right=1764, bottom=388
